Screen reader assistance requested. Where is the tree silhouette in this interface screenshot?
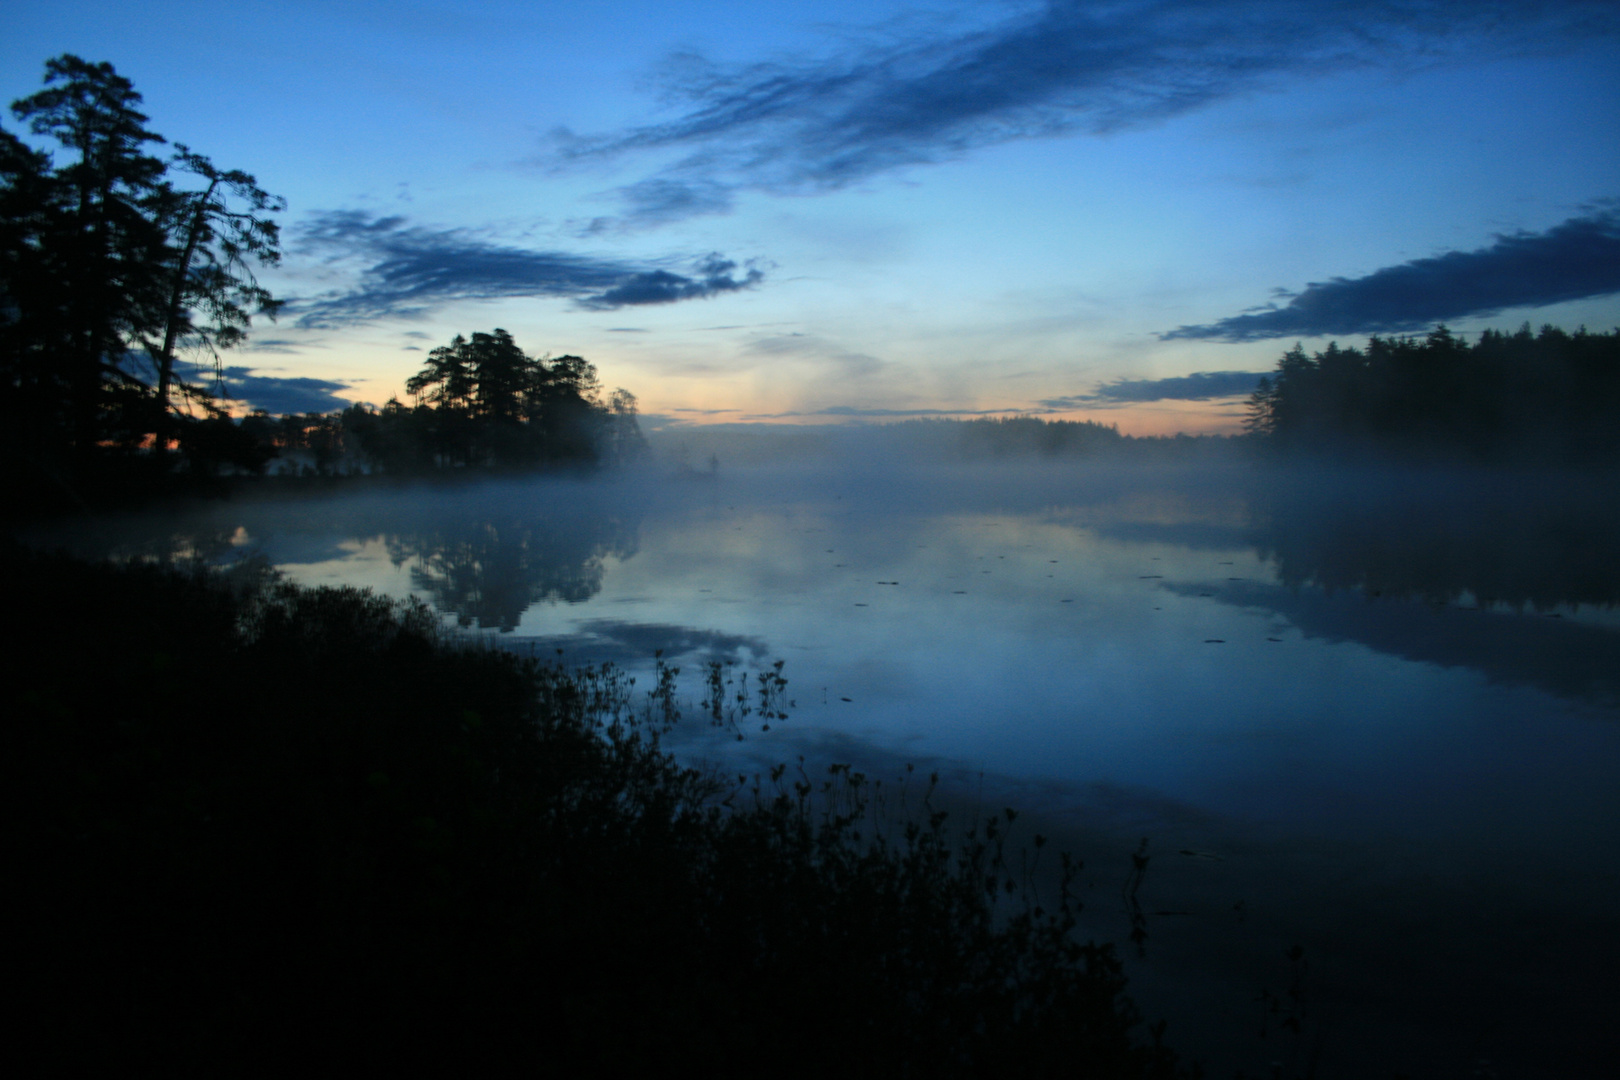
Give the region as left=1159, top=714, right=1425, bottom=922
left=1244, top=324, right=1620, bottom=461
left=147, top=146, right=283, bottom=436
left=7, top=55, right=171, bottom=475
left=1, top=55, right=283, bottom=504
left=383, top=329, right=642, bottom=471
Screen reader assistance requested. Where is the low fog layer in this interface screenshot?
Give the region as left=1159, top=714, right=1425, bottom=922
left=644, top=417, right=1238, bottom=470
left=22, top=455, right=1620, bottom=1078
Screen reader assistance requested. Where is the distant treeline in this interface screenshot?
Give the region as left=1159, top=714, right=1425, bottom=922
left=907, top=416, right=1129, bottom=457
left=941, top=417, right=1236, bottom=458
left=1245, top=325, right=1620, bottom=461
left=656, top=417, right=1237, bottom=469
left=224, top=330, right=646, bottom=478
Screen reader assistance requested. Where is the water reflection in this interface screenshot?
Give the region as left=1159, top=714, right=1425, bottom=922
left=1199, top=467, right=1620, bottom=705
left=503, top=619, right=768, bottom=666
left=1249, top=466, right=1620, bottom=611
left=28, top=479, right=643, bottom=633
left=1176, top=579, right=1619, bottom=706
left=385, top=513, right=637, bottom=631
left=21, top=463, right=1620, bottom=1078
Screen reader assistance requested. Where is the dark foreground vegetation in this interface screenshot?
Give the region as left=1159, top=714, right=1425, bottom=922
left=7, top=547, right=1185, bottom=1075
left=1245, top=324, right=1620, bottom=462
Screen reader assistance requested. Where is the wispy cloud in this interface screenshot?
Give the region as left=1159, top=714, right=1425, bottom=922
left=241, top=338, right=307, bottom=355
left=289, top=211, right=763, bottom=327
left=555, top=0, right=1618, bottom=227
left=581, top=179, right=736, bottom=232
left=1163, top=205, right=1620, bottom=341
left=742, top=332, right=885, bottom=376
left=1043, top=370, right=1266, bottom=407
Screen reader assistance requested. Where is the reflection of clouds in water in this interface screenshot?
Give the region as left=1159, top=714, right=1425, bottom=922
left=499, top=619, right=767, bottom=666
left=245, top=534, right=356, bottom=567
left=1087, top=521, right=1250, bottom=553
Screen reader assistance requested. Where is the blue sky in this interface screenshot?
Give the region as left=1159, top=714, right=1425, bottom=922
left=6, top=0, right=1619, bottom=432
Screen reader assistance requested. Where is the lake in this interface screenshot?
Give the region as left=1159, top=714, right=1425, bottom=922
left=28, top=460, right=1620, bottom=1077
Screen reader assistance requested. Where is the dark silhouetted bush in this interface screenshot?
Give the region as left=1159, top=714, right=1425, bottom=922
left=6, top=548, right=1185, bottom=1076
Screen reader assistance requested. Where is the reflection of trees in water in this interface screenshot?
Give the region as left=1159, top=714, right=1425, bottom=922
left=23, top=487, right=645, bottom=632
left=1250, top=469, right=1620, bottom=610
left=386, top=514, right=639, bottom=631
left=21, top=521, right=265, bottom=572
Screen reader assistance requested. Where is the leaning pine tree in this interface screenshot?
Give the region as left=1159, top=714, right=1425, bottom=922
left=0, top=55, right=283, bottom=503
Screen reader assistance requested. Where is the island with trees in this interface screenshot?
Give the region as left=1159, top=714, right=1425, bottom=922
left=260, top=329, right=647, bottom=479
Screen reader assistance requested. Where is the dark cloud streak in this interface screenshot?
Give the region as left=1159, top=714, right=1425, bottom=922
left=221, top=369, right=355, bottom=414
left=291, top=211, right=762, bottom=327
left=556, top=0, right=1619, bottom=226
left=1164, top=206, right=1620, bottom=341
left=579, top=256, right=763, bottom=310
left=176, top=359, right=354, bottom=414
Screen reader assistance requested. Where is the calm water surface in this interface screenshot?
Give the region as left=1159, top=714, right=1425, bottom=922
left=34, top=462, right=1620, bottom=1077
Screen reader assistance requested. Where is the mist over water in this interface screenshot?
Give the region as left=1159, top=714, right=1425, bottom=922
left=29, top=456, right=1620, bottom=1077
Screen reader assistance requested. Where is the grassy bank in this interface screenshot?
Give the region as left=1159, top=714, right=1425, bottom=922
left=6, top=548, right=1186, bottom=1076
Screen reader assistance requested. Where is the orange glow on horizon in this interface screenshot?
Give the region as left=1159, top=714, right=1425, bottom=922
left=644, top=399, right=1249, bottom=438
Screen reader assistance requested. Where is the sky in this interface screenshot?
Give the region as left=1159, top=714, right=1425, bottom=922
left=5, top=0, right=1620, bottom=434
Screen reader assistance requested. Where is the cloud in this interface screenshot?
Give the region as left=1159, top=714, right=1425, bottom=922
left=178, top=361, right=354, bottom=414
left=742, top=332, right=884, bottom=376
left=241, top=338, right=306, bottom=355
left=1163, top=206, right=1620, bottom=341
left=289, top=211, right=763, bottom=327
left=1043, top=370, right=1266, bottom=407
left=577, top=255, right=763, bottom=310
left=582, top=179, right=735, bottom=232
left=556, top=0, right=1619, bottom=226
